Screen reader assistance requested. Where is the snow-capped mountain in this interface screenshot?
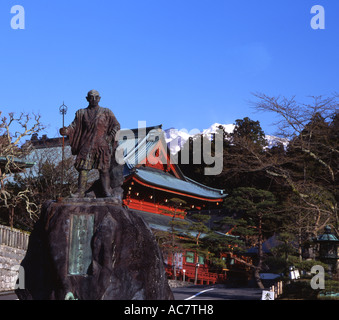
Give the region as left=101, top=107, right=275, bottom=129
left=164, top=123, right=288, bottom=154
left=265, top=135, right=289, bottom=149
left=201, top=123, right=236, bottom=137
left=164, top=123, right=235, bottom=154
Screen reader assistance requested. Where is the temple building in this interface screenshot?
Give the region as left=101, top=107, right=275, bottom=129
left=118, top=125, right=226, bottom=218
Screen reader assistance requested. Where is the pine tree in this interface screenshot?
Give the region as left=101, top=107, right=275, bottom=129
left=218, top=117, right=271, bottom=192
left=156, top=198, right=190, bottom=280
left=231, top=117, right=267, bottom=149
left=184, top=213, right=211, bottom=285
left=223, top=187, right=277, bottom=289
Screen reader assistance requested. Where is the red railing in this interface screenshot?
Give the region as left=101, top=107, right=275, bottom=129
left=165, top=266, right=226, bottom=285
left=123, top=198, right=186, bottom=218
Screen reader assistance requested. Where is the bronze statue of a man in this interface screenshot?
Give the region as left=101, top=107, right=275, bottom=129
left=60, top=90, right=120, bottom=198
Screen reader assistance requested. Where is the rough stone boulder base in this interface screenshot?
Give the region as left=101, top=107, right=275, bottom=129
left=16, top=200, right=173, bottom=300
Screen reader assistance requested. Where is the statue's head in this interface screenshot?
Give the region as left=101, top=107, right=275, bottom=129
left=86, top=90, right=101, bottom=106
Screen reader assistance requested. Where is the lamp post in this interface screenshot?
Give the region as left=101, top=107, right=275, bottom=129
left=314, top=226, right=339, bottom=276
left=194, top=263, right=199, bottom=285
left=59, top=102, right=68, bottom=196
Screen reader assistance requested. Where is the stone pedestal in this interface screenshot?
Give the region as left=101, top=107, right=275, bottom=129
left=16, top=199, right=173, bottom=300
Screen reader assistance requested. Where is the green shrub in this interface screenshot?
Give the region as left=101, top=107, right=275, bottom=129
left=286, top=256, right=328, bottom=273
left=282, top=279, right=319, bottom=300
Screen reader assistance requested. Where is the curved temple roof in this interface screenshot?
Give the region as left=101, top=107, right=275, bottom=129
left=133, top=167, right=226, bottom=200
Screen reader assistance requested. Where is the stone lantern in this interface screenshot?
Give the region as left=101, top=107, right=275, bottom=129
left=314, top=226, right=339, bottom=275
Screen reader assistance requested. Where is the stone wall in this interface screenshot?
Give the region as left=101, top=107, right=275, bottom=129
left=0, top=225, right=29, bottom=292
left=0, top=245, right=27, bottom=291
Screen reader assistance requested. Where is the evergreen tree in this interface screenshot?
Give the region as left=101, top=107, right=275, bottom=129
left=156, top=198, right=190, bottom=280
left=230, top=117, right=267, bottom=149
left=217, top=117, right=271, bottom=192
left=204, top=217, right=247, bottom=272
left=177, top=134, right=212, bottom=185
left=223, top=187, right=277, bottom=288
left=183, top=213, right=211, bottom=285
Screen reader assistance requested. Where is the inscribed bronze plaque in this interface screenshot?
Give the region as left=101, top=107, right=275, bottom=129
left=68, top=214, right=94, bottom=275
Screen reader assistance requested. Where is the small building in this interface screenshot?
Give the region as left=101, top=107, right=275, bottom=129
left=0, top=156, right=35, bottom=175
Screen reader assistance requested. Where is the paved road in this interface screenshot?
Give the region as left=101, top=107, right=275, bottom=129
left=0, top=286, right=264, bottom=300
left=172, top=285, right=263, bottom=300
left=0, top=292, right=17, bottom=300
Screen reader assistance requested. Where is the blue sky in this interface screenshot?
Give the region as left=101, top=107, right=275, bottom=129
left=0, top=0, right=338, bottom=139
